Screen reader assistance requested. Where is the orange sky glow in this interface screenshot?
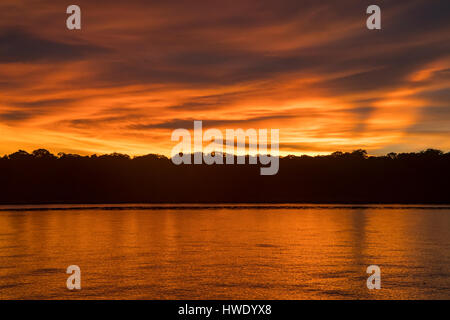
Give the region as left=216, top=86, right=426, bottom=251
left=0, top=0, right=449, bottom=157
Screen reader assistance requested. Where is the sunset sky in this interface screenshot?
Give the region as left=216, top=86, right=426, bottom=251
left=0, top=0, right=449, bottom=156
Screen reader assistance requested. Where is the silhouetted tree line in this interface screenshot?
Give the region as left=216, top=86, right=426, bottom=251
left=0, top=148, right=449, bottom=204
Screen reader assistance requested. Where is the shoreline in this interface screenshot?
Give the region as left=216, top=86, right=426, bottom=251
left=2, top=203, right=450, bottom=211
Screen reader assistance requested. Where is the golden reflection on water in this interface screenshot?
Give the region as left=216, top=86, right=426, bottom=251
left=0, top=207, right=449, bottom=299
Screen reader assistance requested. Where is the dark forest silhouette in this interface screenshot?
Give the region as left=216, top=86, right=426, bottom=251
left=1, top=148, right=449, bottom=204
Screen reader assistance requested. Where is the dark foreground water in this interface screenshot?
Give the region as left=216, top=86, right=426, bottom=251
left=0, top=204, right=449, bottom=299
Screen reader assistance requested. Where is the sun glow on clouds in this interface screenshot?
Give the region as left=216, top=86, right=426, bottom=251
left=0, top=0, right=449, bottom=156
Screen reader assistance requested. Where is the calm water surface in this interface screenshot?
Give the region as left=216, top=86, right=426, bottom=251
left=0, top=205, right=449, bottom=299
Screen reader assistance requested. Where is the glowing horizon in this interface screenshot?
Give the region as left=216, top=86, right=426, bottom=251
left=1, top=1, right=449, bottom=157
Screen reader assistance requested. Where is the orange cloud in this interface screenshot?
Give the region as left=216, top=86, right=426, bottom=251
left=0, top=0, right=449, bottom=156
